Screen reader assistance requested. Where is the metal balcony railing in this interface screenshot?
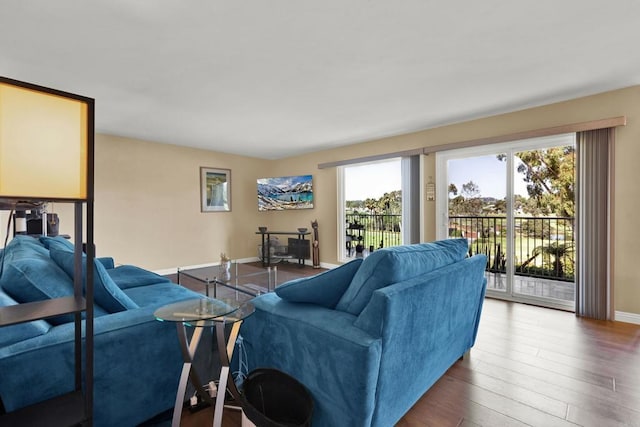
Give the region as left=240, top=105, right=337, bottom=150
left=449, top=216, right=575, bottom=282
left=345, top=213, right=402, bottom=254
left=344, top=213, right=574, bottom=283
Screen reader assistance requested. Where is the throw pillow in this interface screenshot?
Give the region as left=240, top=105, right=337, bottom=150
left=50, top=248, right=139, bottom=313
left=275, top=258, right=363, bottom=309
left=1, top=257, right=77, bottom=325
left=335, top=239, right=469, bottom=315
left=39, top=235, right=75, bottom=252
left=0, top=290, right=52, bottom=347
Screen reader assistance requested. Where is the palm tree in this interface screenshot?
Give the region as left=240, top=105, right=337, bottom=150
left=519, top=242, right=574, bottom=278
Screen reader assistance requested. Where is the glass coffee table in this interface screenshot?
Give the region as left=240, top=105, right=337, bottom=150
left=177, top=262, right=277, bottom=298
left=154, top=298, right=255, bottom=427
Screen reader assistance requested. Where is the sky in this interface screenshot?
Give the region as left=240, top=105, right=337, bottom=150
left=344, top=155, right=530, bottom=201
left=345, top=159, right=401, bottom=200
left=448, top=155, right=529, bottom=198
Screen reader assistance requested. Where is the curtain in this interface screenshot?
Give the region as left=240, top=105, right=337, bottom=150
left=401, top=155, right=421, bottom=244
left=575, top=128, right=614, bottom=319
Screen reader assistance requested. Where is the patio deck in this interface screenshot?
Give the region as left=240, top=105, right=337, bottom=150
left=486, top=272, right=575, bottom=302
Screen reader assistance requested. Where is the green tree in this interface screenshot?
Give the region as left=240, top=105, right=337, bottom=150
left=448, top=180, right=484, bottom=216
left=499, top=147, right=575, bottom=217
left=461, top=180, right=483, bottom=216
left=461, top=181, right=480, bottom=199
left=378, top=190, right=402, bottom=214
left=364, top=197, right=378, bottom=214
left=346, top=200, right=364, bottom=211
left=492, top=199, right=507, bottom=214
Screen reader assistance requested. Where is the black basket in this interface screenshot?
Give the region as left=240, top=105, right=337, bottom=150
left=241, top=368, right=313, bottom=427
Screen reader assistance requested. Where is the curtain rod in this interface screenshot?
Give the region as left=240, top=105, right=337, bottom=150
left=422, top=116, right=626, bottom=154
left=317, top=148, right=423, bottom=169
left=317, top=116, right=626, bottom=168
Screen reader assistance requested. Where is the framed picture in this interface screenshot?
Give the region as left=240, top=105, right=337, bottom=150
left=257, top=175, right=313, bottom=211
left=200, top=167, right=231, bottom=212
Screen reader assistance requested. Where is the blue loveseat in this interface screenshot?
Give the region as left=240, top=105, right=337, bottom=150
left=0, top=235, right=203, bottom=426
left=239, top=239, right=487, bottom=427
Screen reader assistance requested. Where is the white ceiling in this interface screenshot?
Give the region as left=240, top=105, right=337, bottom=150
left=1, top=1, right=640, bottom=160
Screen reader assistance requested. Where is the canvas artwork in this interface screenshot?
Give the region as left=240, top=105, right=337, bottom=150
left=257, top=175, right=313, bottom=211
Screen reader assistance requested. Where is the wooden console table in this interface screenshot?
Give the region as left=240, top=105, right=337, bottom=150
left=256, top=230, right=311, bottom=267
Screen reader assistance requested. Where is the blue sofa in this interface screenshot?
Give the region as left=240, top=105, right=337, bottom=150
left=239, top=239, right=487, bottom=427
left=0, top=235, right=203, bottom=426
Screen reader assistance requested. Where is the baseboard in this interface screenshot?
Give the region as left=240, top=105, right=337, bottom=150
left=320, top=261, right=339, bottom=269
left=615, top=310, right=640, bottom=325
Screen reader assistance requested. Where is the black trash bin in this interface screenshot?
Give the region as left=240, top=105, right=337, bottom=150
left=241, top=368, right=313, bottom=427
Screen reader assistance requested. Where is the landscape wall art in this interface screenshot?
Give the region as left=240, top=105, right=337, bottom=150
left=257, top=175, right=313, bottom=211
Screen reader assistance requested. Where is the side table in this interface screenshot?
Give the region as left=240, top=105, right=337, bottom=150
left=154, top=298, right=255, bottom=427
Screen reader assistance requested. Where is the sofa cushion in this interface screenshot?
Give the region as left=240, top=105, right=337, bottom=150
left=107, top=265, right=172, bottom=290
left=3, top=235, right=49, bottom=258
left=50, top=248, right=139, bottom=313
left=335, top=239, right=469, bottom=315
left=123, top=281, right=201, bottom=308
left=275, top=258, right=363, bottom=309
left=0, top=290, right=52, bottom=347
left=0, top=238, right=78, bottom=325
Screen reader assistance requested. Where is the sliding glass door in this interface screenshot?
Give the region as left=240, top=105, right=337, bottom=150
left=436, top=134, right=576, bottom=310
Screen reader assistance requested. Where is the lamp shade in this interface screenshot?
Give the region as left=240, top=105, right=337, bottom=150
left=0, top=79, right=91, bottom=201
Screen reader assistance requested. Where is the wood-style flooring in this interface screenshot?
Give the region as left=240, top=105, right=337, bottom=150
left=173, top=264, right=640, bottom=427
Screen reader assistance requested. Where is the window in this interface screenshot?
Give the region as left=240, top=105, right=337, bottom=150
left=338, top=156, right=421, bottom=261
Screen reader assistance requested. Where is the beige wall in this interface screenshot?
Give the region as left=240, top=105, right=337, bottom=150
left=91, top=134, right=273, bottom=270
left=8, top=85, right=635, bottom=315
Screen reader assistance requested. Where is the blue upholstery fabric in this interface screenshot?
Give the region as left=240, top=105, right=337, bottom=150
left=96, top=257, right=115, bottom=270
left=50, top=248, right=138, bottom=313
left=336, top=239, right=469, bottom=315
left=0, top=236, right=204, bottom=427
left=354, top=256, right=487, bottom=427
left=39, top=235, right=115, bottom=270
left=0, top=303, right=194, bottom=427
left=4, top=235, right=49, bottom=255
left=124, top=282, right=201, bottom=308
left=0, top=237, right=77, bottom=325
left=275, top=258, right=362, bottom=308
left=107, top=264, right=172, bottom=290
left=238, top=242, right=487, bottom=427
left=0, top=289, right=51, bottom=347
left=239, top=293, right=382, bottom=427
left=38, top=235, right=75, bottom=252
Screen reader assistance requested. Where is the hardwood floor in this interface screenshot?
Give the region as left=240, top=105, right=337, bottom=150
left=173, top=265, right=640, bottom=427
left=396, top=300, right=640, bottom=427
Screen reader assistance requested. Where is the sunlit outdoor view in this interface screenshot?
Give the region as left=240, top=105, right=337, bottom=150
left=343, top=159, right=402, bottom=258
left=447, top=143, right=576, bottom=304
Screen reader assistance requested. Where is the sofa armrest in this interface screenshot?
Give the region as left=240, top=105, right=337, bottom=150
left=352, top=255, right=487, bottom=427
left=239, top=293, right=382, bottom=427
left=107, top=265, right=172, bottom=289
left=274, top=258, right=362, bottom=308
